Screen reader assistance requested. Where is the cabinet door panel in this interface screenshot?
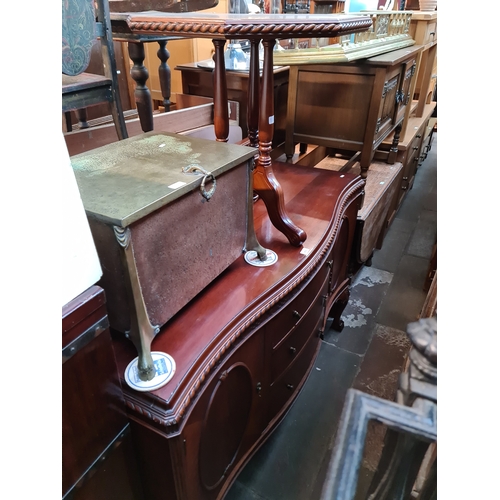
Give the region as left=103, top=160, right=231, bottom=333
left=294, top=69, right=374, bottom=145
left=199, top=363, right=254, bottom=490
left=374, top=69, right=400, bottom=143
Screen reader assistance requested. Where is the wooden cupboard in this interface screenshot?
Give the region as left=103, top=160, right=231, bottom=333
left=408, top=11, right=437, bottom=118
left=285, top=45, right=423, bottom=178
left=375, top=101, right=436, bottom=210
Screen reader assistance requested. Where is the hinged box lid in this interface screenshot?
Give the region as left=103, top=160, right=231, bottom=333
left=71, top=131, right=256, bottom=227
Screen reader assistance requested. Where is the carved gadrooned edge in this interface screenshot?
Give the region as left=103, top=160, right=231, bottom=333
left=124, top=177, right=365, bottom=429
left=127, top=20, right=372, bottom=39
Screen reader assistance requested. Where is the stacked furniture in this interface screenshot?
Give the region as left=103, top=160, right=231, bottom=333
left=69, top=128, right=365, bottom=499
left=62, top=286, right=145, bottom=500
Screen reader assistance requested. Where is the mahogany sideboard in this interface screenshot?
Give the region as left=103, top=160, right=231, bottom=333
left=110, top=161, right=365, bottom=500
left=284, top=44, right=423, bottom=178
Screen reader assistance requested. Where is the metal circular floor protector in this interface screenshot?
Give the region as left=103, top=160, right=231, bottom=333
left=244, top=249, right=278, bottom=267
left=124, top=352, right=176, bottom=392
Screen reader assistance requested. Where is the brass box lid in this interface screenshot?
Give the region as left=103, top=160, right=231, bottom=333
left=71, top=132, right=256, bottom=227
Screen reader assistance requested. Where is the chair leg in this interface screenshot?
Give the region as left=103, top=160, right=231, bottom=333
left=109, top=100, right=128, bottom=140
left=64, top=112, right=73, bottom=132
left=76, top=109, right=89, bottom=129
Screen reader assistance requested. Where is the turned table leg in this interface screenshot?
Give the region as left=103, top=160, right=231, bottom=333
left=252, top=39, right=306, bottom=247
left=128, top=41, right=154, bottom=133
left=247, top=40, right=260, bottom=148
left=212, top=39, right=230, bottom=143
left=157, top=40, right=171, bottom=113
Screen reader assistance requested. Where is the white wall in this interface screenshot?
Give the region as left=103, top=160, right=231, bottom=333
left=347, top=0, right=380, bottom=11
left=61, top=134, right=102, bottom=307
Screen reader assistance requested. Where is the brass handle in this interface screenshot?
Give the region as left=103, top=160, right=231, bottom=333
left=416, top=134, right=421, bottom=139
left=293, top=310, right=302, bottom=319
left=413, top=146, right=419, bottom=151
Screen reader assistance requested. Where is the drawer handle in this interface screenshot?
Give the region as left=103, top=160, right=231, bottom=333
left=416, top=134, right=421, bottom=139
left=293, top=310, right=302, bottom=319
left=287, top=384, right=294, bottom=391
left=413, top=146, right=419, bottom=151
left=289, top=346, right=297, bottom=355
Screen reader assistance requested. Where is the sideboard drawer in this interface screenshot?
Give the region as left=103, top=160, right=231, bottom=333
left=269, top=322, right=322, bottom=419
left=266, top=262, right=329, bottom=350
left=409, top=16, right=437, bottom=45
left=270, top=274, right=328, bottom=384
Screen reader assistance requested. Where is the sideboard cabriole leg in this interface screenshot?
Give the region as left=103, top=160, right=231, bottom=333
left=212, top=39, right=229, bottom=143
left=157, top=40, right=171, bottom=113
left=254, top=38, right=307, bottom=247
left=247, top=39, right=260, bottom=148
left=128, top=41, right=154, bottom=133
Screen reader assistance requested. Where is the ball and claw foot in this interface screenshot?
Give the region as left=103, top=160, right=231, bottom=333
left=331, top=318, right=344, bottom=333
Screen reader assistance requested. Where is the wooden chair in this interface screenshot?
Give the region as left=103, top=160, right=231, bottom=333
left=62, top=0, right=128, bottom=140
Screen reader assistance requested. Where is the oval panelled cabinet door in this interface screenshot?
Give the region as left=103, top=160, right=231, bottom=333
left=199, top=362, right=253, bottom=491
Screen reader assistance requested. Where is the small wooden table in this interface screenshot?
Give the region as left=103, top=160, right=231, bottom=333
left=176, top=61, right=290, bottom=146
left=110, top=12, right=372, bottom=247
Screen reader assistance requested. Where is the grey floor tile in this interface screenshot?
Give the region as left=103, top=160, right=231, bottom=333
left=375, top=255, right=429, bottom=331
left=393, top=192, right=424, bottom=224
left=323, top=267, right=393, bottom=355
left=406, top=209, right=437, bottom=260
left=225, top=481, right=270, bottom=500
left=352, top=324, right=411, bottom=399
left=371, top=220, right=413, bottom=273
left=229, top=343, right=362, bottom=500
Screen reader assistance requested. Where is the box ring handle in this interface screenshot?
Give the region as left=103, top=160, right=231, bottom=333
left=182, top=164, right=217, bottom=201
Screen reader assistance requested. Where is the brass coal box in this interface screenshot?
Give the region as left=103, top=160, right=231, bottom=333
left=71, top=132, right=264, bottom=380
